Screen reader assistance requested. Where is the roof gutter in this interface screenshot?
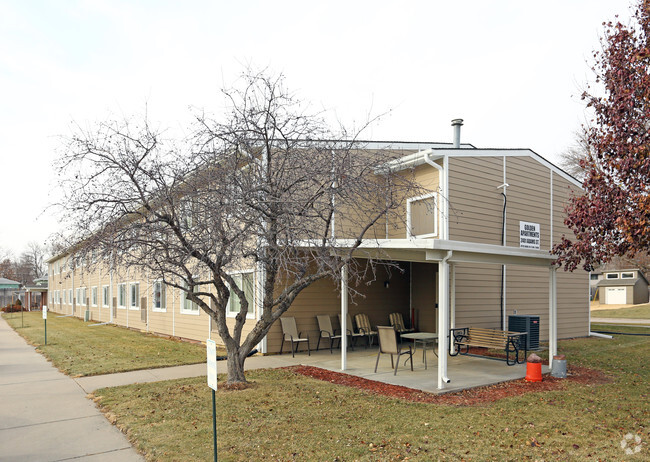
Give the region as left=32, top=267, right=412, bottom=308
left=423, top=151, right=448, bottom=240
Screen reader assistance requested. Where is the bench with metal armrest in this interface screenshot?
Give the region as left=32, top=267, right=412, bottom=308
left=449, top=327, right=527, bottom=366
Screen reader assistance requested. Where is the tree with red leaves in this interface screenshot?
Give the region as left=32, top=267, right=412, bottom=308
left=554, top=0, right=650, bottom=271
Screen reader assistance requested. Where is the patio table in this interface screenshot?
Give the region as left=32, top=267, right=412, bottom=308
left=400, top=332, right=438, bottom=369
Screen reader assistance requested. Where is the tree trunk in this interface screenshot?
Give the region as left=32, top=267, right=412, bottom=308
left=225, top=348, right=247, bottom=385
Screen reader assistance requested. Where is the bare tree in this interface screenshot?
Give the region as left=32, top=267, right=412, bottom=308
left=20, top=242, right=47, bottom=280
left=54, top=70, right=423, bottom=385
left=557, top=128, right=591, bottom=181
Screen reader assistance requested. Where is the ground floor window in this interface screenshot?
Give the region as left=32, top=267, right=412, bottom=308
left=118, top=283, right=127, bottom=308
left=91, top=287, right=98, bottom=306
left=129, top=282, right=140, bottom=310
left=152, top=280, right=166, bottom=312
left=102, top=285, right=109, bottom=307
left=68, top=289, right=72, bottom=306
left=227, top=271, right=255, bottom=318
left=181, top=280, right=200, bottom=315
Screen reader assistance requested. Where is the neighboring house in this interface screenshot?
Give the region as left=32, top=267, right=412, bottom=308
left=589, top=270, right=603, bottom=300
left=23, top=277, right=48, bottom=310
left=47, top=128, right=589, bottom=390
left=596, top=269, right=649, bottom=305
left=0, top=277, right=21, bottom=307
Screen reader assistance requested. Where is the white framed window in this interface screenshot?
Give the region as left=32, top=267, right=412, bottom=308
left=621, top=272, right=635, bottom=279
left=63, top=290, right=67, bottom=304
left=118, top=283, right=127, bottom=308
left=152, top=280, right=166, bottom=312
left=102, top=285, right=109, bottom=307
left=406, top=192, right=438, bottom=238
left=129, top=282, right=140, bottom=310
left=91, top=286, right=98, bottom=307
left=227, top=271, right=255, bottom=319
left=606, top=273, right=619, bottom=279
left=68, top=289, right=72, bottom=306
left=77, top=287, right=87, bottom=306
left=181, top=280, right=200, bottom=315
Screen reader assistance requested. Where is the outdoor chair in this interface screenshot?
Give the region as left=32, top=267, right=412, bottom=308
left=316, top=315, right=342, bottom=353
left=354, top=313, right=378, bottom=347
left=389, top=312, right=415, bottom=339
left=280, top=317, right=310, bottom=357
left=374, top=326, right=413, bottom=375
left=338, top=313, right=366, bottom=350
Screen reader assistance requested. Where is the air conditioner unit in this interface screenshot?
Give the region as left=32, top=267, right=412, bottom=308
left=508, top=314, right=540, bottom=350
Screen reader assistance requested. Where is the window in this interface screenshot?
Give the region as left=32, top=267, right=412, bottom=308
left=129, top=282, right=140, bottom=310
left=621, top=272, right=635, bottom=279
left=181, top=281, right=200, bottom=315
left=227, top=272, right=255, bottom=318
left=91, top=287, right=98, bottom=306
left=63, top=290, right=67, bottom=304
left=590, top=274, right=599, bottom=280
left=102, top=286, right=109, bottom=307
left=68, top=289, right=72, bottom=305
left=606, top=273, right=619, bottom=279
left=406, top=193, right=438, bottom=238
left=81, top=288, right=87, bottom=306
left=118, top=283, right=127, bottom=308
left=152, top=281, right=166, bottom=312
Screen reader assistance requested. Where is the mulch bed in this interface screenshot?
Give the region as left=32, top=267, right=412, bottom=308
left=286, top=360, right=611, bottom=406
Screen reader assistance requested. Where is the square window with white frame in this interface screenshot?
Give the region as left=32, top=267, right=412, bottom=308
left=91, top=286, right=98, bottom=306
left=152, top=280, right=166, bottom=312
left=227, top=272, right=255, bottom=318
left=406, top=193, right=438, bottom=238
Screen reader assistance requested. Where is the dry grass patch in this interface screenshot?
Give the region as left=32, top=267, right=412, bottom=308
left=3, top=311, right=224, bottom=376
left=95, top=326, right=649, bottom=461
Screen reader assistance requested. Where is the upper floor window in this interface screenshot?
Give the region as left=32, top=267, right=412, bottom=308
left=621, top=272, right=635, bottom=279
left=406, top=193, right=438, bottom=238
left=606, top=273, right=619, bottom=279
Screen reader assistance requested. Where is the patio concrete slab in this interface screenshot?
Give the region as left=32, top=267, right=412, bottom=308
left=0, top=316, right=143, bottom=462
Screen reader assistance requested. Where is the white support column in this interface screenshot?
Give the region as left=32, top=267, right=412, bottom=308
left=449, top=263, right=456, bottom=330
left=549, top=267, right=558, bottom=369
left=437, top=252, right=452, bottom=389
left=340, top=264, right=348, bottom=371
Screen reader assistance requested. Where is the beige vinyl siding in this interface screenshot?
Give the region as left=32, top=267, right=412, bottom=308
left=387, top=163, right=440, bottom=239
left=448, top=157, right=504, bottom=244
left=506, top=266, right=550, bottom=340
left=505, top=156, right=552, bottom=250
left=453, top=263, right=502, bottom=328
left=265, top=261, right=411, bottom=354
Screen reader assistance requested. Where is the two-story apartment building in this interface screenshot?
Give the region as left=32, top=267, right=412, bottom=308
left=48, top=127, right=588, bottom=390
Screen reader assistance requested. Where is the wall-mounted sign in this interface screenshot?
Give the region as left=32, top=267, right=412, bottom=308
left=519, top=221, right=540, bottom=249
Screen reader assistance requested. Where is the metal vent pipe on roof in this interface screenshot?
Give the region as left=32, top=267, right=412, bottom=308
left=451, top=118, right=463, bottom=148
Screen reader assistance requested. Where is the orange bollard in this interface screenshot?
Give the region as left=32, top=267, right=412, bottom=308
left=525, top=361, right=543, bottom=382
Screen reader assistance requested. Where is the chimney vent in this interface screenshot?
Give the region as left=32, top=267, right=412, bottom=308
left=451, top=119, right=463, bottom=148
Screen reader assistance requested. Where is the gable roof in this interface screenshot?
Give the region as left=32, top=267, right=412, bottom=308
left=381, top=147, right=582, bottom=188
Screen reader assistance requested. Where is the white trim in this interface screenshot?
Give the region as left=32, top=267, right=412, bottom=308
left=406, top=192, right=438, bottom=238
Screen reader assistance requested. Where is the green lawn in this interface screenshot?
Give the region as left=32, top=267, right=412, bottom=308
left=2, top=311, right=222, bottom=376
left=591, top=304, right=650, bottom=319
left=95, top=325, right=650, bottom=461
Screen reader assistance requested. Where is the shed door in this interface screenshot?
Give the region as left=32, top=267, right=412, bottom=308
left=606, top=287, right=626, bottom=304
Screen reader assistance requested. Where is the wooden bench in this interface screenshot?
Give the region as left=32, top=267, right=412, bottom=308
left=449, top=327, right=527, bottom=366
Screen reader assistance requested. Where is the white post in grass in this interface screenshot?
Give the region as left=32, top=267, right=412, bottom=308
left=340, top=263, right=348, bottom=371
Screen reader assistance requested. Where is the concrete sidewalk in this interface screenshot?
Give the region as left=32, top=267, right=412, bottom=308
left=75, top=353, right=304, bottom=393
left=0, top=317, right=143, bottom=462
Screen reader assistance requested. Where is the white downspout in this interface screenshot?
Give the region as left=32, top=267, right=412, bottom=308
left=340, top=264, right=348, bottom=371
left=549, top=267, right=558, bottom=369
left=437, top=250, right=452, bottom=388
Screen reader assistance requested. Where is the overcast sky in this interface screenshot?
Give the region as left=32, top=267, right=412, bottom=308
left=0, top=0, right=635, bottom=257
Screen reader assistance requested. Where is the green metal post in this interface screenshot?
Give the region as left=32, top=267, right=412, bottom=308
left=44, top=319, right=47, bottom=345
left=212, top=389, right=218, bottom=462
